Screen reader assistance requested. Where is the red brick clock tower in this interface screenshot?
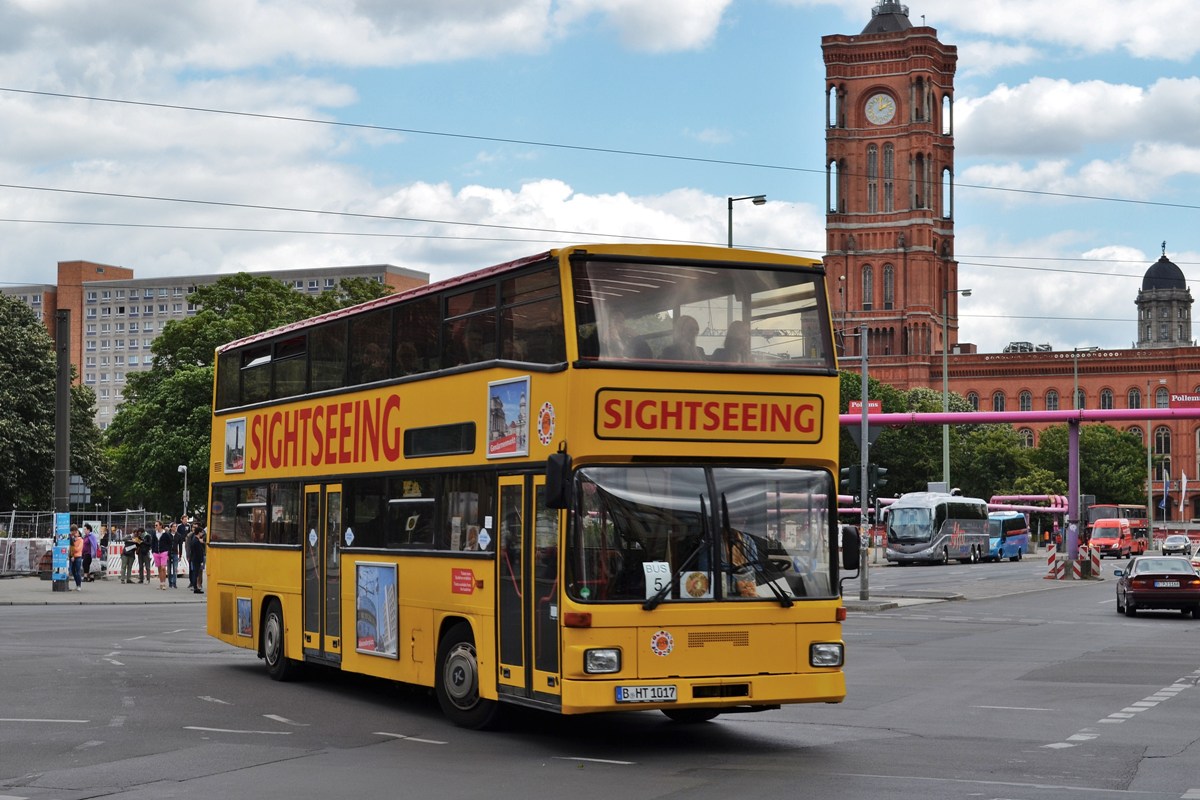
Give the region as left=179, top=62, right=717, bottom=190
left=823, top=2, right=958, bottom=363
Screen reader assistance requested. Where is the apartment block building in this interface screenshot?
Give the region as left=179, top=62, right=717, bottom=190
left=4, top=260, right=428, bottom=430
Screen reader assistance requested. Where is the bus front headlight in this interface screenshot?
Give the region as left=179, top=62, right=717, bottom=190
left=810, top=642, right=844, bottom=667
left=584, top=648, right=621, bottom=674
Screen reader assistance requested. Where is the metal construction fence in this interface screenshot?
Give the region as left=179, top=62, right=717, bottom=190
left=0, top=509, right=173, bottom=576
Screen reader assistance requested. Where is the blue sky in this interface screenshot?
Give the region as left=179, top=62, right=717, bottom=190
left=2, top=0, right=1199, bottom=354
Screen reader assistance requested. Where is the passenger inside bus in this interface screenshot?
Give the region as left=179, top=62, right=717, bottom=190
left=660, top=314, right=706, bottom=361
left=711, top=320, right=752, bottom=363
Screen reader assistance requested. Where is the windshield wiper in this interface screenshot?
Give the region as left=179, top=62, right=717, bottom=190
left=721, top=495, right=793, bottom=608
left=643, top=495, right=711, bottom=611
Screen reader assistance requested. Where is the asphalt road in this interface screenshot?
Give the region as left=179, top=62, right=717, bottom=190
left=2, top=566, right=1198, bottom=800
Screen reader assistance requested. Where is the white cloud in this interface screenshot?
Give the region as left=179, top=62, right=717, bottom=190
left=956, top=40, right=1039, bottom=76
left=552, top=0, right=732, bottom=52
left=782, top=0, right=1200, bottom=61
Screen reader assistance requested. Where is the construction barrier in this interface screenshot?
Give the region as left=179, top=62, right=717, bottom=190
left=1091, top=545, right=1102, bottom=577
left=1044, top=548, right=1062, bottom=580
left=1072, top=552, right=1083, bottom=580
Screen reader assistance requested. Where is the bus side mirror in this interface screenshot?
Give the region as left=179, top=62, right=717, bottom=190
left=841, top=529, right=861, bottom=571
left=545, top=452, right=572, bottom=509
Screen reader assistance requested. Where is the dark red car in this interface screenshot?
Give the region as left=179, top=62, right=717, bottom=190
left=1114, top=556, right=1200, bottom=616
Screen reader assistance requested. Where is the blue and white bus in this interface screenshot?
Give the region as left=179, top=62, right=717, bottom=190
left=884, top=492, right=989, bottom=565
left=986, top=511, right=1030, bottom=562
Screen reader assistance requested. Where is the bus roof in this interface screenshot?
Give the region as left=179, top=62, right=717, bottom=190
left=889, top=491, right=988, bottom=509
left=215, top=243, right=824, bottom=354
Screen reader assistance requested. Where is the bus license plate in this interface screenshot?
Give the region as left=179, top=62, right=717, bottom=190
left=1155, top=580, right=1180, bottom=588
left=615, top=685, right=677, bottom=704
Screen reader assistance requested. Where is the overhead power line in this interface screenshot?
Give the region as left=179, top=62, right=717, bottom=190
left=4, top=86, right=1200, bottom=213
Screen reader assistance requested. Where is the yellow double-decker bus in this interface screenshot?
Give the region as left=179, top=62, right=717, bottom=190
left=205, top=243, right=858, bottom=728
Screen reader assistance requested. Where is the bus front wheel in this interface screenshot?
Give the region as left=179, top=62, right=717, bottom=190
left=436, top=622, right=500, bottom=730
left=262, top=599, right=301, bottom=682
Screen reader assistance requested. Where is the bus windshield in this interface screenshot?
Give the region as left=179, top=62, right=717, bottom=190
left=888, top=508, right=933, bottom=542
left=566, top=466, right=834, bottom=603
left=1087, top=506, right=1119, bottom=524
left=572, top=256, right=832, bottom=368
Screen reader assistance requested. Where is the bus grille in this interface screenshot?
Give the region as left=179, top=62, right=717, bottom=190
left=688, top=630, right=749, bottom=648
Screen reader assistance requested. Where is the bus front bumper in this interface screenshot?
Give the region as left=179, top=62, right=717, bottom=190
left=558, top=672, right=846, bottom=715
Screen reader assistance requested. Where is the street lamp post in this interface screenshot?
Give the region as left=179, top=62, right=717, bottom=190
left=942, top=288, right=971, bottom=487
left=1146, top=378, right=1166, bottom=545
left=177, top=465, right=189, bottom=520
left=727, top=195, right=766, bottom=247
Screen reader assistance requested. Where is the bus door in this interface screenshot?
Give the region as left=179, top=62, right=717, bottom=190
left=496, top=475, right=561, bottom=704
left=303, top=483, right=342, bottom=664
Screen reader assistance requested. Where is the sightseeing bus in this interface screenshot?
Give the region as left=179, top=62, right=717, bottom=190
left=884, top=492, right=989, bottom=565
left=1086, top=503, right=1149, bottom=553
left=204, top=243, right=856, bottom=728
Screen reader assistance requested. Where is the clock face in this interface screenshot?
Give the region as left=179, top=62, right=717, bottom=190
left=865, top=93, right=896, bottom=125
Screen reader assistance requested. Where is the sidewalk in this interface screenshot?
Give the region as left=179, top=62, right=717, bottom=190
left=0, top=574, right=206, bottom=606
left=843, top=593, right=960, bottom=612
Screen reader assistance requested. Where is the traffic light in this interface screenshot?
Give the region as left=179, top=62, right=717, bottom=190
left=867, top=463, right=889, bottom=498
left=840, top=465, right=861, bottom=497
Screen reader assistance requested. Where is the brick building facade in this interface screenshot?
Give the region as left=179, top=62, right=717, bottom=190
left=823, top=2, right=1199, bottom=521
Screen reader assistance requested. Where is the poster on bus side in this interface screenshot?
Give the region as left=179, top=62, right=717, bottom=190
left=486, top=376, right=529, bottom=458
left=355, top=563, right=398, bottom=658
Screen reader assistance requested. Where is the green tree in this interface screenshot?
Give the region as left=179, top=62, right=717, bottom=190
left=104, top=274, right=393, bottom=513
left=0, top=294, right=56, bottom=508
left=953, top=424, right=1030, bottom=501
left=1031, top=423, right=1147, bottom=505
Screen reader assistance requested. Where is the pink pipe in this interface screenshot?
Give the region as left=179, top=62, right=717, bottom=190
left=839, top=408, right=1200, bottom=426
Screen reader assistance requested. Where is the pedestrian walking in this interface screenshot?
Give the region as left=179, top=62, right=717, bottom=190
left=68, top=524, right=84, bottom=590
left=149, top=520, right=173, bottom=590
left=81, top=523, right=100, bottom=582
left=120, top=530, right=141, bottom=584
left=168, top=522, right=184, bottom=589
left=135, top=529, right=152, bottom=583
left=187, top=525, right=206, bottom=594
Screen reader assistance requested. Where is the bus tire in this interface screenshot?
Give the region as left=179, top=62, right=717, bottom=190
left=262, top=599, right=301, bottom=682
left=939, top=548, right=948, bottom=565
left=662, top=709, right=720, bottom=724
left=436, top=622, right=499, bottom=730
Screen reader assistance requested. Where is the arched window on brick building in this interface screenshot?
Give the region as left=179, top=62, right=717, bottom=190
left=1100, top=389, right=1114, bottom=410
left=1128, top=387, right=1141, bottom=409
left=1018, top=391, right=1032, bottom=412
left=1046, top=390, right=1059, bottom=411
left=992, top=391, right=1005, bottom=412
left=1018, top=428, right=1035, bottom=448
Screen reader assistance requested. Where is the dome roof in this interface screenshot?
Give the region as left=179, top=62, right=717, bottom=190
left=862, top=1, right=913, bottom=34
left=1142, top=254, right=1186, bottom=291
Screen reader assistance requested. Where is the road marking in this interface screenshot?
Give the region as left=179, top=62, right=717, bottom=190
left=263, top=714, right=308, bottom=726
left=971, top=705, right=1052, bottom=711
left=184, top=726, right=292, bottom=735
left=108, top=716, right=125, bottom=728
left=552, top=756, right=636, bottom=765
left=104, top=658, right=124, bottom=666
left=373, top=732, right=447, bottom=744
left=124, top=635, right=146, bottom=641
left=73, top=740, right=104, bottom=751
left=199, top=696, right=231, bottom=705
left=1180, top=789, right=1200, bottom=799
left=0, top=718, right=88, bottom=724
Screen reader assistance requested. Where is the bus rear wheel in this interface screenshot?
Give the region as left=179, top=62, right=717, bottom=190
left=662, top=709, right=720, bottom=724
left=436, top=622, right=500, bottom=730
left=262, top=599, right=301, bottom=682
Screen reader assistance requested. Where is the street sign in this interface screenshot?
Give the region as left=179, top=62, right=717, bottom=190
left=849, top=400, right=881, bottom=414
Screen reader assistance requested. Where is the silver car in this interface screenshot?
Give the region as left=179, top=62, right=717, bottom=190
left=1162, top=534, right=1192, bottom=556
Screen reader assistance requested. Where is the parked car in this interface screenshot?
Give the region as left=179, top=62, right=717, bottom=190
left=1162, top=534, right=1192, bottom=556
left=1114, top=556, right=1200, bottom=616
